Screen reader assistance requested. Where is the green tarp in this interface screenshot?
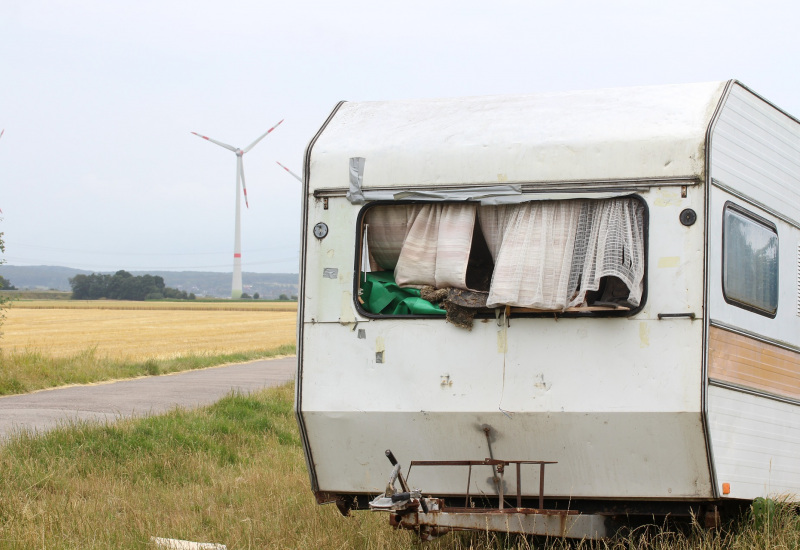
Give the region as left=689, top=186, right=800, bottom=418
left=359, top=271, right=446, bottom=316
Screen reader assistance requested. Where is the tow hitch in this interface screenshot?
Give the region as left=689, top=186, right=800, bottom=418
left=369, top=449, right=610, bottom=541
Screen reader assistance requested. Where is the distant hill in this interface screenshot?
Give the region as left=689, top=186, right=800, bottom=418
left=0, top=265, right=84, bottom=291
left=0, top=265, right=299, bottom=299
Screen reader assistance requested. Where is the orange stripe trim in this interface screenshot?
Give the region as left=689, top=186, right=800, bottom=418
left=709, top=326, right=800, bottom=401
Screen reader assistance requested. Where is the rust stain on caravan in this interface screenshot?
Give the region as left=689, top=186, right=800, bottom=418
left=639, top=322, right=650, bottom=348
left=340, top=291, right=356, bottom=324
left=375, top=336, right=386, bottom=364
left=653, top=188, right=682, bottom=207
left=657, top=256, right=680, bottom=268
left=709, top=327, right=800, bottom=401
left=497, top=328, right=508, bottom=353
left=533, top=373, right=551, bottom=395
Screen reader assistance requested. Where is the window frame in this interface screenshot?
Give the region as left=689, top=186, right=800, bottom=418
left=353, top=196, right=649, bottom=320
left=721, top=201, right=779, bottom=318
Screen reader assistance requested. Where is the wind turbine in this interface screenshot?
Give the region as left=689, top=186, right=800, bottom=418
left=192, top=120, right=283, bottom=298
left=276, top=161, right=302, bottom=183
left=274, top=163, right=303, bottom=277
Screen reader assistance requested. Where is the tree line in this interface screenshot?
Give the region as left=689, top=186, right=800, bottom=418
left=69, top=270, right=196, bottom=301
left=0, top=275, right=16, bottom=290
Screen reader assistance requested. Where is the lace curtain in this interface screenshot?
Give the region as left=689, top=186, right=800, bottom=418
left=479, top=201, right=582, bottom=309
left=567, top=198, right=646, bottom=308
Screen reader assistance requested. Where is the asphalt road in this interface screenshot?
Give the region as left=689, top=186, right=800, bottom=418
left=0, top=356, right=296, bottom=440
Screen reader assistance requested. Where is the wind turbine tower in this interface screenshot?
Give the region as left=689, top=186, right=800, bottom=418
left=192, top=120, right=283, bottom=298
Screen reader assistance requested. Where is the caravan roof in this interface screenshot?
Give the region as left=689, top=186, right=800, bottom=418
left=308, top=81, right=727, bottom=191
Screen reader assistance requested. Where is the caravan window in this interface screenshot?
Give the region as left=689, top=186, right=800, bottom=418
left=356, top=197, right=646, bottom=320
left=723, top=203, right=779, bottom=317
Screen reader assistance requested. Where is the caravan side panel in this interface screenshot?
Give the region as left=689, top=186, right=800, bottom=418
left=710, top=84, right=800, bottom=225
left=707, top=83, right=800, bottom=500
left=707, top=385, right=800, bottom=498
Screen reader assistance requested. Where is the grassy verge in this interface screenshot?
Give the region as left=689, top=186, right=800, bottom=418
left=0, top=383, right=798, bottom=549
left=8, top=299, right=297, bottom=310
left=0, top=344, right=295, bottom=396
left=0, top=383, right=413, bottom=549
left=0, top=290, right=72, bottom=300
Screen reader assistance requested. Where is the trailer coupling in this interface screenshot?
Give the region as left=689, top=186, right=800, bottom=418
left=368, top=449, right=610, bottom=541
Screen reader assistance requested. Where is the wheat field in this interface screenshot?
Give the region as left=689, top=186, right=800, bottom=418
left=9, top=299, right=296, bottom=311
left=1, top=301, right=297, bottom=360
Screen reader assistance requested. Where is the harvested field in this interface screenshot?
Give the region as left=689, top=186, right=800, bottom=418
left=9, top=299, right=296, bottom=311
left=1, top=301, right=297, bottom=360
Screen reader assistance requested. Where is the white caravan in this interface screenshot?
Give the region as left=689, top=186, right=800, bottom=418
left=296, top=81, right=800, bottom=538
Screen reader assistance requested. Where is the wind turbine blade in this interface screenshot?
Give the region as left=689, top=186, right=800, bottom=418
left=191, top=131, right=237, bottom=152
left=242, top=119, right=284, bottom=153
left=276, top=161, right=302, bottom=183
left=238, top=157, right=249, bottom=209
left=0, top=129, right=4, bottom=140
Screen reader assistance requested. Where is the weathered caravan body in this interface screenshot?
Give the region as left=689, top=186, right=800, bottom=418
left=296, top=81, right=800, bottom=536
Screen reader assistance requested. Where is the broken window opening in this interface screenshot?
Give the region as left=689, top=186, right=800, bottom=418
left=357, top=197, right=646, bottom=326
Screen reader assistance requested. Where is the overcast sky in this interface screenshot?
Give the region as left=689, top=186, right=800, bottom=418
left=1, top=0, right=799, bottom=274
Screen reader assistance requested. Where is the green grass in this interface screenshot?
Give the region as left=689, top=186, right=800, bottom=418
left=0, top=292, right=297, bottom=302
left=0, top=344, right=295, bottom=396
left=0, top=384, right=414, bottom=549
left=0, top=383, right=797, bottom=549
left=0, top=290, right=71, bottom=300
